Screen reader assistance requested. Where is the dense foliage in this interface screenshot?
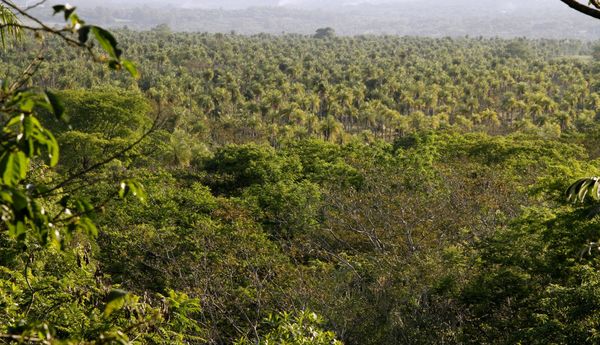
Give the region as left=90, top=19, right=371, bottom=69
left=4, top=31, right=600, bottom=149
left=3, top=5, right=600, bottom=344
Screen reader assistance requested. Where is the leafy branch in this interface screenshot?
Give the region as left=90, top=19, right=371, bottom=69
left=0, top=0, right=139, bottom=78
left=0, top=2, right=144, bottom=246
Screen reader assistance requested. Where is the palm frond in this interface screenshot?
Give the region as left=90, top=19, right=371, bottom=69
left=566, top=177, right=600, bottom=203
left=0, top=3, right=21, bottom=49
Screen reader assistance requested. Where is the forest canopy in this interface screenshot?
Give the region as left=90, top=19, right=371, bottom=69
left=2, top=1, right=600, bottom=344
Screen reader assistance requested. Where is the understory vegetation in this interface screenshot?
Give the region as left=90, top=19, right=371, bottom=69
left=3, top=13, right=600, bottom=344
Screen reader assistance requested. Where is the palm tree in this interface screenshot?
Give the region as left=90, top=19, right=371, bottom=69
left=0, top=4, right=20, bottom=48
left=306, top=113, right=319, bottom=137
left=320, top=115, right=344, bottom=143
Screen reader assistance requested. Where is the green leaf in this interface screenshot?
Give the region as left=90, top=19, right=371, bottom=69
left=591, top=181, right=600, bottom=201
left=45, top=91, right=65, bottom=120
left=119, top=180, right=147, bottom=204
left=91, top=26, right=122, bottom=59
left=0, top=151, right=28, bottom=186
left=74, top=199, right=94, bottom=214
left=67, top=216, right=98, bottom=238
left=8, top=221, right=26, bottom=239
left=68, top=12, right=82, bottom=27
left=59, top=195, right=70, bottom=208
left=51, top=4, right=76, bottom=21
left=5, top=115, right=21, bottom=128
left=0, top=190, right=13, bottom=204
left=79, top=217, right=98, bottom=237
left=78, top=25, right=91, bottom=44
left=121, top=59, right=139, bottom=79
left=11, top=189, right=28, bottom=212
left=566, top=177, right=600, bottom=203
left=108, top=59, right=121, bottom=70
left=44, top=130, right=59, bottom=166
left=22, top=115, right=33, bottom=140
left=52, top=5, right=66, bottom=15
left=104, top=289, right=128, bottom=317
left=566, top=178, right=588, bottom=202
left=25, top=138, right=34, bottom=157
left=19, top=98, right=34, bottom=113
left=64, top=8, right=76, bottom=21
left=578, top=179, right=593, bottom=201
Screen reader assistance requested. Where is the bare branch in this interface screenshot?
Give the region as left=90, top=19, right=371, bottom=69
left=560, top=0, right=600, bottom=20
left=9, top=46, right=45, bottom=92
left=24, top=0, right=48, bottom=12
left=0, top=0, right=94, bottom=53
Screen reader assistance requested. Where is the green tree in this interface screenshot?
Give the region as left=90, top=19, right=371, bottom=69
left=236, top=310, right=343, bottom=345
left=314, top=27, right=336, bottom=39
left=0, top=3, right=203, bottom=343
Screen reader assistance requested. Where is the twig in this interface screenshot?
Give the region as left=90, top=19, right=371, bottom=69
left=24, top=253, right=36, bottom=317
left=24, top=0, right=48, bottom=12
left=9, top=46, right=45, bottom=93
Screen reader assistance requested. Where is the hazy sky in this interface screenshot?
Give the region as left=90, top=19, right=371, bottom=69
left=28, top=0, right=568, bottom=10
left=17, top=0, right=599, bottom=39
left=116, top=0, right=581, bottom=15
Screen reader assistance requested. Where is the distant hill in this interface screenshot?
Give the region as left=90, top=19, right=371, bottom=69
left=16, top=0, right=600, bottom=39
